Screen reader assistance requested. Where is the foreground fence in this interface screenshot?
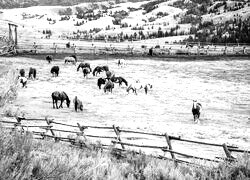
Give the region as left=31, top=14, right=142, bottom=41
left=1, top=116, right=249, bottom=167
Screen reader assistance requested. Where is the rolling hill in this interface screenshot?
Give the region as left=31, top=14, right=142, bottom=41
left=0, top=0, right=250, bottom=46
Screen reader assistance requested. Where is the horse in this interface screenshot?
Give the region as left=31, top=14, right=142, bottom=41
left=143, top=83, right=153, bottom=94
left=110, top=75, right=128, bottom=87
left=77, top=62, right=91, bottom=72
left=104, top=80, right=114, bottom=93
left=73, top=96, right=83, bottom=112
left=127, top=80, right=152, bottom=95
left=46, top=55, right=53, bottom=63
left=64, top=55, right=77, bottom=65
left=97, top=78, right=106, bottom=89
left=19, top=69, right=25, bottom=77
left=118, top=59, right=127, bottom=67
left=28, top=67, right=37, bottom=79
left=192, top=100, right=202, bottom=122
left=19, top=76, right=27, bottom=88
left=82, top=68, right=91, bottom=78
left=51, top=66, right=59, bottom=77
left=92, top=65, right=109, bottom=76
left=51, top=91, right=70, bottom=109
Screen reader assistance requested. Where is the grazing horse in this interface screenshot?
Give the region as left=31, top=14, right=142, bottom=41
left=104, top=80, right=114, bottom=93
left=97, top=78, right=106, bottom=89
left=64, top=55, right=77, bottom=65
left=28, top=67, right=37, bottom=79
left=51, top=91, right=70, bottom=109
left=77, top=62, right=92, bottom=72
left=192, top=100, right=202, bottom=122
left=118, top=59, right=127, bottom=67
left=73, top=96, right=83, bottom=112
left=51, top=66, right=59, bottom=77
left=19, top=69, right=25, bottom=77
left=19, top=76, right=27, bottom=88
left=127, top=81, right=152, bottom=95
left=111, top=75, right=128, bottom=87
left=143, top=83, right=153, bottom=94
left=82, top=68, right=91, bottom=78
left=46, top=55, right=53, bottom=63
left=92, top=65, right=109, bottom=76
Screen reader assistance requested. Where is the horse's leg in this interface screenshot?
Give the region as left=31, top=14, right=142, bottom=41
left=60, top=100, right=63, bottom=108
left=52, top=99, right=55, bottom=108
left=144, top=86, right=148, bottom=94
left=134, top=89, right=137, bottom=95
left=56, top=100, right=59, bottom=109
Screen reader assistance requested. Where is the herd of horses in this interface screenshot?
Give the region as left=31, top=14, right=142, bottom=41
left=18, top=55, right=202, bottom=122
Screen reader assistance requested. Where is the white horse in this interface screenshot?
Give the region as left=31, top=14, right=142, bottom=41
left=127, top=80, right=152, bottom=95
left=118, top=59, right=127, bottom=67
left=64, top=55, right=77, bottom=65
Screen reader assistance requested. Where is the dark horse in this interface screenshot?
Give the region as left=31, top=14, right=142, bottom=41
left=92, top=65, right=109, bottom=76
left=51, top=66, right=59, bottom=77
left=192, top=100, right=202, bottom=122
left=97, top=78, right=106, bottom=89
left=110, top=75, right=128, bottom=86
left=28, top=67, right=37, bottom=79
left=104, top=80, right=114, bottom=93
left=77, top=62, right=92, bottom=72
left=73, top=96, right=83, bottom=112
left=82, top=68, right=91, bottom=78
left=51, top=91, right=70, bottom=109
left=46, top=55, right=53, bottom=63
left=19, top=69, right=25, bottom=77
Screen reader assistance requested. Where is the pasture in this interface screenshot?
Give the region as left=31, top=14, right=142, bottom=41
left=0, top=56, right=250, bottom=161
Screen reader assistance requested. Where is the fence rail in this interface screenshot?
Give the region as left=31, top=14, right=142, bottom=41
left=1, top=40, right=250, bottom=57
left=1, top=116, right=249, bottom=167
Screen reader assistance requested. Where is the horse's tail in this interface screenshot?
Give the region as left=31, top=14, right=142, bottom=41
left=34, top=69, right=37, bottom=79
left=93, top=68, right=97, bottom=76
left=77, top=64, right=81, bottom=71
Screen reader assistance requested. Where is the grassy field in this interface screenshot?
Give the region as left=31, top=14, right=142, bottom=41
left=0, top=127, right=249, bottom=180
left=0, top=56, right=250, bottom=179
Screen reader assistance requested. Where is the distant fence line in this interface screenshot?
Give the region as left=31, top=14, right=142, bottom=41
left=1, top=116, right=249, bottom=167
left=1, top=40, right=250, bottom=57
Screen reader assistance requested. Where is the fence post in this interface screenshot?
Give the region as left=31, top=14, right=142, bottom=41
left=222, top=143, right=235, bottom=160
left=76, top=123, right=87, bottom=148
left=164, top=133, right=177, bottom=165
left=45, top=117, right=59, bottom=142
left=15, top=116, right=24, bottom=133
left=113, top=125, right=125, bottom=150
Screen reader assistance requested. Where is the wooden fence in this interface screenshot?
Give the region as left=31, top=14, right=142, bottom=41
left=1, top=40, right=250, bottom=57
left=1, top=116, right=249, bottom=167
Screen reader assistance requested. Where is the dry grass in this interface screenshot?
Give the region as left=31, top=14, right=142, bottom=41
left=0, top=128, right=249, bottom=180
left=0, top=67, right=19, bottom=108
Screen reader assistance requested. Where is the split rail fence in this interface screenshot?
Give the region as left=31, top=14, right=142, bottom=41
left=1, top=40, right=250, bottom=57
left=1, top=116, right=249, bottom=167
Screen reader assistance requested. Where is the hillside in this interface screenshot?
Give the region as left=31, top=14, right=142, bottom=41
left=0, top=0, right=250, bottom=45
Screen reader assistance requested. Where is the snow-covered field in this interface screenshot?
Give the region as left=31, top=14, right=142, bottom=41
left=1, top=56, right=249, bottom=161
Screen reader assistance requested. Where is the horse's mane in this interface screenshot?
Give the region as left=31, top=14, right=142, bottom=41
left=62, top=91, right=70, bottom=102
